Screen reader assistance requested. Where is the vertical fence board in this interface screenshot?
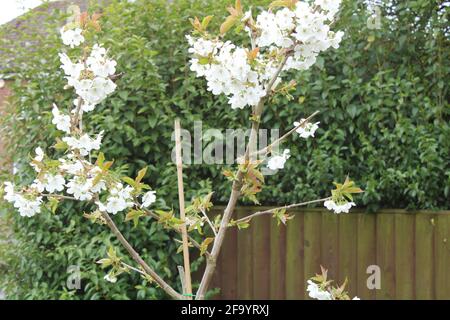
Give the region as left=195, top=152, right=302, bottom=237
left=303, top=211, right=322, bottom=299
left=356, top=213, right=376, bottom=299
left=376, top=213, right=396, bottom=299
left=285, top=213, right=304, bottom=299
left=338, top=213, right=358, bottom=297
left=237, top=208, right=253, bottom=299
left=211, top=237, right=222, bottom=299
left=270, top=219, right=286, bottom=299
left=321, top=212, right=339, bottom=281
left=435, top=214, right=450, bottom=299
left=415, top=214, right=434, bottom=299
left=252, top=215, right=270, bottom=299
left=220, top=222, right=238, bottom=299
left=394, top=214, right=415, bottom=299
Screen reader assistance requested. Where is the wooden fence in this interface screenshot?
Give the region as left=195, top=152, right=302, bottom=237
left=208, top=208, right=450, bottom=300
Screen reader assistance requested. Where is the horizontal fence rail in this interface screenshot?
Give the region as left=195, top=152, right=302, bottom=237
left=208, top=208, right=450, bottom=300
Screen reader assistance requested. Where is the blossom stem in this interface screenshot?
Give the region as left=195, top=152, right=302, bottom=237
left=234, top=197, right=332, bottom=224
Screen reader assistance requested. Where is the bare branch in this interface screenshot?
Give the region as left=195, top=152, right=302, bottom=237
left=255, top=110, right=320, bottom=157
left=101, top=211, right=183, bottom=300
left=235, top=197, right=331, bottom=224
left=41, top=193, right=77, bottom=201
left=141, top=207, right=211, bottom=258
left=200, top=208, right=217, bottom=237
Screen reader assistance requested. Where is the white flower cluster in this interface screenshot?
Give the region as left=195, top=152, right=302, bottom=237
left=187, top=0, right=344, bottom=109
left=307, top=279, right=361, bottom=300
left=256, top=0, right=344, bottom=71
left=187, top=36, right=266, bottom=109
left=3, top=182, right=43, bottom=217
left=60, top=27, right=84, bottom=48
left=97, top=183, right=134, bottom=215
left=2, top=24, right=158, bottom=221
left=59, top=45, right=116, bottom=112
left=62, top=131, right=103, bottom=156
left=324, top=199, right=356, bottom=214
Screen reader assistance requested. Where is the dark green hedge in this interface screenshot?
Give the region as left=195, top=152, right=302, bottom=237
left=0, top=0, right=448, bottom=299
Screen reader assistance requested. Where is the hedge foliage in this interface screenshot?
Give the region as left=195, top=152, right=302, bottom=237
left=0, top=0, right=448, bottom=299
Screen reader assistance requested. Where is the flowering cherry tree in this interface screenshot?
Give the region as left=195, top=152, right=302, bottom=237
left=2, top=0, right=363, bottom=300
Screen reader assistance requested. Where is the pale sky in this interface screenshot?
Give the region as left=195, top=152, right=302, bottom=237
left=0, top=0, right=45, bottom=25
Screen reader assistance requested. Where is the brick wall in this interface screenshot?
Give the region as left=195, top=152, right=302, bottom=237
left=0, top=80, right=12, bottom=170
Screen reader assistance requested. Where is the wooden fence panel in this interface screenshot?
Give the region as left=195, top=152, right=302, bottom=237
left=210, top=208, right=450, bottom=300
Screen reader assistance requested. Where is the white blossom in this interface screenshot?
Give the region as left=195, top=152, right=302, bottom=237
left=43, top=174, right=65, bottom=193
left=34, top=147, right=44, bottom=162
left=52, top=105, right=71, bottom=133
left=59, top=53, right=83, bottom=79
left=66, top=177, right=93, bottom=201
left=307, top=280, right=332, bottom=300
left=104, top=273, right=117, bottom=283
left=31, top=147, right=45, bottom=173
left=294, top=120, right=320, bottom=139
left=267, top=149, right=290, bottom=170
left=30, top=179, right=45, bottom=193
left=141, top=191, right=156, bottom=207
left=105, top=196, right=131, bottom=214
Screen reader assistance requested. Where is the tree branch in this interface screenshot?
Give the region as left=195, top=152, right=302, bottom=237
left=101, top=211, right=183, bottom=300
left=235, top=197, right=331, bottom=224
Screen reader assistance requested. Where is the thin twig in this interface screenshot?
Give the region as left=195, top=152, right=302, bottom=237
left=141, top=208, right=210, bottom=257
left=41, top=193, right=77, bottom=201
left=235, top=197, right=331, bottom=223
left=121, top=262, right=147, bottom=276
left=200, top=208, right=217, bottom=237
left=255, top=110, right=320, bottom=157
